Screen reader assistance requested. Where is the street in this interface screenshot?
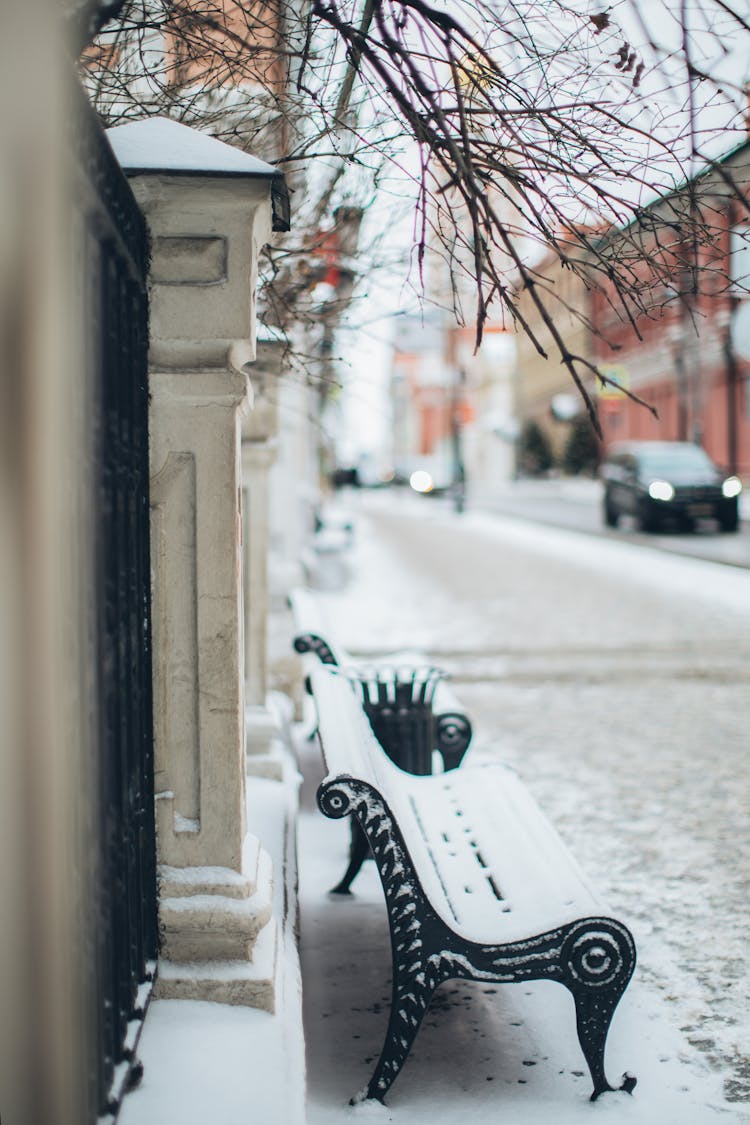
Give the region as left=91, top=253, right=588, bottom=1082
left=301, top=489, right=750, bottom=1122
left=475, top=477, right=750, bottom=570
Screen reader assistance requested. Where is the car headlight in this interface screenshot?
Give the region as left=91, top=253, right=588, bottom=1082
left=409, top=470, right=434, bottom=494
left=722, top=476, right=743, bottom=499
left=648, top=480, right=675, bottom=501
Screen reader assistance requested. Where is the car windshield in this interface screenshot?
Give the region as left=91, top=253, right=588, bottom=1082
left=636, top=446, right=715, bottom=476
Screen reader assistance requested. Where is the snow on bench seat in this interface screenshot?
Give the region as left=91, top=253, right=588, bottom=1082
left=402, top=766, right=602, bottom=945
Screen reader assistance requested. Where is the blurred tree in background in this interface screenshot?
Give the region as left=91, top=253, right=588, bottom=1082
left=73, top=0, right=750, bottom=423
left=518, top=419, right=555, bottom=476
left=562, top=414, right=601, bottom=476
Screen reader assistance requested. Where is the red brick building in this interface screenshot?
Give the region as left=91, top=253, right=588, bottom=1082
left=591, top=141, right=750, bottom=478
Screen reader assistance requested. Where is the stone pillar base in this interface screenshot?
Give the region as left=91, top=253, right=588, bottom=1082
left=246, top=752, right=285, bottom=782
left=155, top=833, right=277, bottom=1008
left=154, top=916, right=277, bottom=1010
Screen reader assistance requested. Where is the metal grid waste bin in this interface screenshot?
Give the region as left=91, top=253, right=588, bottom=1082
left=343, top=665, right=444, bottom=775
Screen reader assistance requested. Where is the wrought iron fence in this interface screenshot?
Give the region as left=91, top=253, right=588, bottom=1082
left=75, top=89, right=158, bottom=1118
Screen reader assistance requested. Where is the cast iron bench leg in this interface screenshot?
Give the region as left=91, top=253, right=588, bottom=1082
left=330, top=822, right=370, bottom=895
left=361, top=976, right=435, bottom=1103
left=562, top=922, right=637, bottom=1101
left=572, top=986, right=636, bottom=1101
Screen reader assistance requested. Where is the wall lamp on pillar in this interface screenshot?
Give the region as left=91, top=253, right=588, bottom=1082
left=271, top=175, right=291, bottom=233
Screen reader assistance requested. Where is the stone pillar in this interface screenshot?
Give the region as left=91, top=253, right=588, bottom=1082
left=243, top=441, right=277, bottom=710
left=242, top=440, right=287, bottom=777
left=108, top=117, right=290, bottom=1007
left=150, top=368, right=250, bottom=871
left=240, top=336, right=289, bottom=776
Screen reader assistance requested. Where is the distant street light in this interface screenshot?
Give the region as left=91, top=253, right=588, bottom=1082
left=550, top=393, right=581, bottom=422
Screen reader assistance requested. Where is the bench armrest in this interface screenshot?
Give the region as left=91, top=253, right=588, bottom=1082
left=293, top=632, right=339, bottom=666
left=435, top=711, right=472, bottom=768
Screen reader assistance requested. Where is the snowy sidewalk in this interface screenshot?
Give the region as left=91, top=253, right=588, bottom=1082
left=297, top=735, right=731, bottom=1125
left=118, top=492, right=749, bottom=1124
left=298, top=493, right=750, bottom=1125
left=118, top=756, right=306, bottom=1125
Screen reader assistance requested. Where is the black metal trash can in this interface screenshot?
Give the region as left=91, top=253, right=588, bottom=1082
left=344, top=666, right=443, bottom=775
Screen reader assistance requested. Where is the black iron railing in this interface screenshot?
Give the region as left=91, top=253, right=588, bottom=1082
left=75, top=90, right=158, bottom=1118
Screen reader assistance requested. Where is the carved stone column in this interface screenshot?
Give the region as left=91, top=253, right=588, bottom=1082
left=242, top=440, right=287, bottom=776
left=150, top=368, right=250, bottom=872
left=240, top=335, right=289, bottom=776
left=108, top=117, right=290, bottom=1007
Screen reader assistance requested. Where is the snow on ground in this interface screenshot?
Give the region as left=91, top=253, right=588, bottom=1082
left=298, top=734, right=736, bottom=1125
left=123, top=489, right=750, bottom=1124
left=119, top=764, right=306, bottom=1125
left=301, top=490, right=750, bottom=1124
left=312, top=491, right=750, bottom=656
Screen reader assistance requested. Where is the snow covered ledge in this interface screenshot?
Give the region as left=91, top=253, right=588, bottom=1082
left=108, top=118, right=290, bottom=1008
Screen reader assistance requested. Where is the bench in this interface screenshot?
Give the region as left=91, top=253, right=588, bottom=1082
left=290, top=585, right=472, bottom=772
left=311, top=664, right=637, bottom=1107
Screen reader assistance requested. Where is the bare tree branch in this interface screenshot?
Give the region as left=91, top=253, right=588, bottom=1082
left=80, top=0, right=750, bottom=414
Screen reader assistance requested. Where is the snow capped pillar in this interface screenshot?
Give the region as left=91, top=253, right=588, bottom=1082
left=108, top=117, right=289, bottom=1006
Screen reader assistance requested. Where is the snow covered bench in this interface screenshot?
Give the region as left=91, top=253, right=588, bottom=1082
left=290, top=585, right=472, bottom=771
left=312, top=664, right=637, bottom=1107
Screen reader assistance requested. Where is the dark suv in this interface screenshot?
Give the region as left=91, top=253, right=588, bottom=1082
left=600, top=441, right=742, bottom=533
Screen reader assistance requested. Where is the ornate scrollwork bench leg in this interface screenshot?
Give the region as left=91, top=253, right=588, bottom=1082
left=318, top=776, right=637, bottom=1105
left=560, top=921, right=638, bottom=1100
left=330, top=822, right=370, bottom=895
left=293, top=632, right=338, bottom=666
left=318, top=777, right=453, bottom=1099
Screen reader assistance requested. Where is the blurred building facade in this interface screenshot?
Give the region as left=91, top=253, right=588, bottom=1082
left=591, top=141, right=750, bottom=476
left=509, top=143, right=750, bottom=479
left=388, top=250, right=516, bottom=497
left=390, top=309, right=458, bottom=489
left=512, top=242, right=594, bottom=468
left=389, top=310, right=516, bottom=496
